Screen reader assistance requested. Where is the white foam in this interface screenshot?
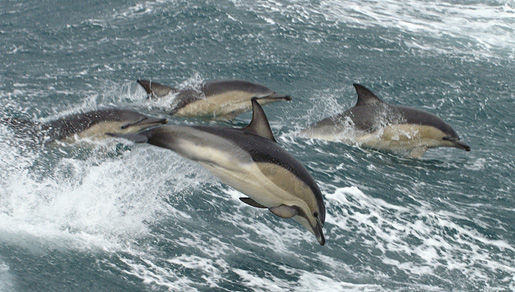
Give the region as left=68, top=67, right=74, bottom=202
left=0, top=135, right=199, bottom=252
left=297, top=272, right=381, bottom=291
left=326, top=186, right=515, bottom=287
left=0, top=260, right=14, bottom=291
left=465, top=157, right=486, bottom=171
left=232, top=0, right=514, bottom=59
left=167, top=255, right=229, bottom=288
left=233, top=268, right=291, bottom=291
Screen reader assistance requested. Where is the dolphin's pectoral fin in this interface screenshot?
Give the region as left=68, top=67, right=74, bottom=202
left=239, top=197, right=267, bottom=208
left=269, top=205, right=299, bottom=218
left=243, top=98, right=276, bottom=142
left=107, top=132, right=148, bottom=143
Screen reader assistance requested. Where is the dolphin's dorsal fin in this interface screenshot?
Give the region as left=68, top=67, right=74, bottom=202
left=243, top=97, right=276, bottom=142
left=137, top=80, right=177, bottom=98
left=353, top=83, right=384, bottom=107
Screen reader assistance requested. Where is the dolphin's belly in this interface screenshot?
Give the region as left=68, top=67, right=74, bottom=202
left=200, top=161, right=310, bottom=210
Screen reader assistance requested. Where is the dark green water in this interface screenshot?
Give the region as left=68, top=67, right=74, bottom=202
left=0, top=0, right=513, bottom=290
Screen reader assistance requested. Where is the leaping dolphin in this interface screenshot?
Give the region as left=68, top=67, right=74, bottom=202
left=301, top=84, right=470, bottom=158
left=137, top=79, right=292, bottom=119
left=2, top=109, right=167, bottom=143
left=110, top=98, right=326, bottom=245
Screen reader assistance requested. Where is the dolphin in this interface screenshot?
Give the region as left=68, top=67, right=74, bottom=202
left=110, top=98, right=326, bottom=245
left=137, top=79, right=292, bottom=119
left=301, top=84, right=471, bottom=158
left=1, top=109, right=167, bottom=143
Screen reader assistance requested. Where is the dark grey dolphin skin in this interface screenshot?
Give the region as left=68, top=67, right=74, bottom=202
left=302, top=84, right=470, bottom=157
left=2, top=109, right=167, bottom=143
left=110, top=98, right=326, bottom=245
left=137, top=79, right=292, bottom=119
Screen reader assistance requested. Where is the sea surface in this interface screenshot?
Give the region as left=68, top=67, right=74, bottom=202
left=0, top=0, right=513, bottom=291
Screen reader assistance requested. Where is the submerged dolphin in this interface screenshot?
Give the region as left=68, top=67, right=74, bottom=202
left=110, top=98, right=326, bottom=245
left=301, top=84, right=470, bottom=158
left=137, top=79, right=292, bottom=119
left=2, top=109, right=167, bottom=143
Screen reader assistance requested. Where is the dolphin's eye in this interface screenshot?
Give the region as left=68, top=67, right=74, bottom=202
left=313, top=212, right=318, bottom=218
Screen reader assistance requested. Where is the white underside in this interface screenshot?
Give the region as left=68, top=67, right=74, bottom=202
left=199, top=161, right=314, bottom=233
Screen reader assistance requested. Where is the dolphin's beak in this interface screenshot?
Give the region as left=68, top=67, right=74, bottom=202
left=444, top=136, right=471, bottom=152
left=314, top=217, right=325, bottom=246
left=121, top=117, right=167, bottom=129
left=258, top=93, right=292, bottom=101
left=454, top=140, right=471, bottom=151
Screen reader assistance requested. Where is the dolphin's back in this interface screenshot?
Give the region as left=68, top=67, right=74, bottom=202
left=202, top=80, right=273, bottom=97
left=395, top=106, right=459, bottom=139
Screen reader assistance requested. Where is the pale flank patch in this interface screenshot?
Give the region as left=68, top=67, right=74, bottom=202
left=355, top=124, right=456, bottom=154
left=61, top=121, right=159, bottom=143
left=175, top=91, right=275, bottom=118
left=256, top=162, right=317, bottom=212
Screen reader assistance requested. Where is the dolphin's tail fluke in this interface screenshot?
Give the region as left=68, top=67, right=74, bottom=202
left=137, top=80, right=176, bottom=99
left=1, top=117, right=41, bottom=136
left=1, top=117, right=45, bottom=142
left=1, top=117, right=36, bottom=129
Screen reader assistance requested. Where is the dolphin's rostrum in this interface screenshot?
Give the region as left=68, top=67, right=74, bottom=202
left=110, top=98, right=326, bottom=245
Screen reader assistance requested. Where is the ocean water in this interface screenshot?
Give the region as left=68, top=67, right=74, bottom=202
left=0, top=0, right=513, bottom=291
